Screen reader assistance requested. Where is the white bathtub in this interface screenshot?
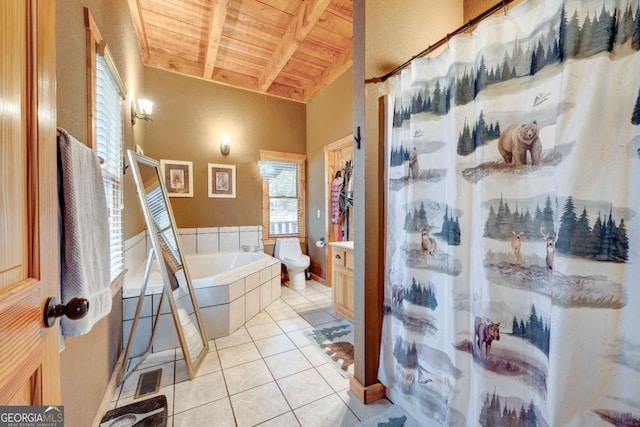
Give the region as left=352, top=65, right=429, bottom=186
left=188, top=252, right=276, bottom=286
left=122, top=251, right=282, bottom=355
left=123, top=251, right=277, bottom=297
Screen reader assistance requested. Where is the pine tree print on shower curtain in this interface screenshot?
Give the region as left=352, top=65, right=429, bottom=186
left=379, top=0, right=640, bottom=425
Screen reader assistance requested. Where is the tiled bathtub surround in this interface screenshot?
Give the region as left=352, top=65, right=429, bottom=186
left=124, top=230, right=148, bottom=282
left=123, top=226, right=276, bottom=357
left=181, top=226, right=263, bottom=255
left=123, top=226, right=266, bottom=286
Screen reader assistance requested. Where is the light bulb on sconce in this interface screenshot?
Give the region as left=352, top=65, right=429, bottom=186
left=131, top=98, right=154, bottom=125
left=220, top=136, right=231, bottom=155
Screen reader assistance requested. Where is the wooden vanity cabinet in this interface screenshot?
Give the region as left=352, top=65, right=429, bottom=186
left=331, top=245, right=354, bottom=322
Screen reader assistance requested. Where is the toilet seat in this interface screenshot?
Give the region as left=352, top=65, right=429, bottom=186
left=283, top=254, right=310, bottom=268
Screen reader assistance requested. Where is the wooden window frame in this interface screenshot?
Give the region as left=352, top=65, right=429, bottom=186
left=84, top=8, right=127, bottom=285
left=260, top=150, right=307, bottom=246
left=84, top=8, right=126, bottom=149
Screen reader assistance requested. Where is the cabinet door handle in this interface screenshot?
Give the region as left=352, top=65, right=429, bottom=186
left=335, top=254, right=342, bottom=260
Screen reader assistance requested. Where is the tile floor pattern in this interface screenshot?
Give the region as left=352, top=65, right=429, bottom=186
left=110, top=281, right=394, bottom=427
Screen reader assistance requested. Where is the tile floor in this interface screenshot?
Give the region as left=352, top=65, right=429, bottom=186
left=110, top=280, right=393, bottom=426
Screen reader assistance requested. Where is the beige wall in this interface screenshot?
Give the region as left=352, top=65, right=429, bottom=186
left=142, top=67, right=306, bottom=230
left=352, top=0, right=464, bottom=385
left=464, top=0, right=497, bottom=21
left=56, top=0, right=143, bottom=425
left=464, top=0, right=526, bottom=22
left=365, top=1, right=464, bottom=79
left=305, top=68, right=353, bottom=279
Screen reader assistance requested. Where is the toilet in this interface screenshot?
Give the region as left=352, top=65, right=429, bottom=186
left=274, top=238, right=310, bottom=290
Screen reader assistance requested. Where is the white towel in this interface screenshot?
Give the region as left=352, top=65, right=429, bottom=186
left=58, top=128, right=112, bottom=337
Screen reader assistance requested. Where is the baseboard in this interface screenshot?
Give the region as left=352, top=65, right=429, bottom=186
left=92, top=350, right=126, bottom=427
left=349, top=376, right=387, bottom=404
left=310, top=273, right=326, bottom=285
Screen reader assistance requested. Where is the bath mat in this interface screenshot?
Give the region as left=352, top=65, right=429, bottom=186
left=356, top=404, right=421, bottom=427
left=304, top=320, right=354, bottom=378
left=135, top=368, right=162, bottom=399
left=99, top=394, right=167, bottom=427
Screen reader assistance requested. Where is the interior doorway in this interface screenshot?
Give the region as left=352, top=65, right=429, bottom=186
left=324, top=134, right=353, bottom=285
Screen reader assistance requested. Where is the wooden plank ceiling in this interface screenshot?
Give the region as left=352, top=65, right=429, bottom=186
left=127, top=0, right=353, bottom=103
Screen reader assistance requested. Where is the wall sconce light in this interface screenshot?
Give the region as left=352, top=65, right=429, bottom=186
left=131, top=98, right=154, bottom=125
left=220, top=136, right=231, bottom=155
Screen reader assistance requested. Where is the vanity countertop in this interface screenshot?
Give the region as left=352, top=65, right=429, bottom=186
left=328, top=241, right=354, bottom=251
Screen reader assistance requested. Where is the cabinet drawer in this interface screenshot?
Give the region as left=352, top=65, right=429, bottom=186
left=332, top=248, right=354, bottom=270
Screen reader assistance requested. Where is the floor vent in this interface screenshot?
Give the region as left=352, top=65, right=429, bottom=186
left=134, top=368, right=162, bottom=399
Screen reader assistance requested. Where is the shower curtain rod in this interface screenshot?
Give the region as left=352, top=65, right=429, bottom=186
left=365, top=0, right=517, bottom=84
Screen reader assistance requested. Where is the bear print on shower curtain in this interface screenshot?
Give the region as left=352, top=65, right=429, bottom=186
left=379, top=0, right=640, bottom=425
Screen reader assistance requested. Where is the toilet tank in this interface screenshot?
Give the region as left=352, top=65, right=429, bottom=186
left=274, top=238, right=302, bottom=259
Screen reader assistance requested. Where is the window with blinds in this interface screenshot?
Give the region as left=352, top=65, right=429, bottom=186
left=259, top=151, right=306, bottom=242
left=95, top=54, right=124, bottom=281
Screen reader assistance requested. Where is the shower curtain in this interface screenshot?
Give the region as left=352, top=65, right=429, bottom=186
left=379, top=0, right=640, bottom=425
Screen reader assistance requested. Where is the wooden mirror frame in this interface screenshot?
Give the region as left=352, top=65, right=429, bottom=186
left=122, top=150, right=209, bottom=382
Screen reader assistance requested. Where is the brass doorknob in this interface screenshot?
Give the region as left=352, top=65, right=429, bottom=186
left=43, top=296, right=90, bottom=328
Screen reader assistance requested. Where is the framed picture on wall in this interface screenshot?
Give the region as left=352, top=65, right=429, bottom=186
left=208, top=163, right=236, bottom=198
left=160, top=159, right=193, bottom=197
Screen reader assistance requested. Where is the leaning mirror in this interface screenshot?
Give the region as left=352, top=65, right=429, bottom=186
left=122, top=150, right=208, bottom=381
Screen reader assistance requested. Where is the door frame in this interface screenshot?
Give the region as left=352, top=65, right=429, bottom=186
left=323, top=134, right=353, bottom=286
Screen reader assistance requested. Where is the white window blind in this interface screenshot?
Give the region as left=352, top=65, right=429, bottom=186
left=262, top=161, right=303, bottom=236
left=146, top=184, right=181, bottom=269
left=95, top=54, right=124, bottom=281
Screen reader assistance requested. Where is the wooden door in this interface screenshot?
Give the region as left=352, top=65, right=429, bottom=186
left=0, top=0, right=61, bottom=405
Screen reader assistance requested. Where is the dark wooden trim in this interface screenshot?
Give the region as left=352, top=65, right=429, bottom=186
left=309, top=273, right=326, bottom=285
left=350, top=376, right=386, bottom=404
left=360, top=96, right=387, bottom=386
